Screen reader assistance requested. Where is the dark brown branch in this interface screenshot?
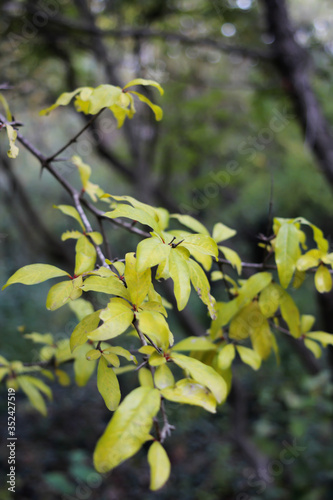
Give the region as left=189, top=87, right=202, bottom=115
left=261, top=0, right=333, bottom=187
left=45, top=16, right=271, bottom=61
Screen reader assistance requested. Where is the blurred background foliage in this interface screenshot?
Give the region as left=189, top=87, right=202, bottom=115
left=0, top=0, right=333, bottom=498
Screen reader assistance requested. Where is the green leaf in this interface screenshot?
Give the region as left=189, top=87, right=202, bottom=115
left=170, top=214, right=209, bottom=235
left=6, top=124, right=19, bottom=158
left=101, top=351, right=120, bottom=367
left=97, top=356, right=121, bottom=411
left=136, top=236, right=171, bottom=273
left=123, top=78, right=164, bottom=95
left=148, top=441, right=171, bottom=491
left=125, top=253, right=151, bottom=306
left=75, top=236, right=97, bottom=275
left=93, top=387, right=161, bottom=473
left=2, top=264, right=69, bottom=290
left=314, top=265, right=332, bottom=293
left=169, top=247, right=191, bottom=311
left=236, top=346, right=261, bottom=370
left=137, top=310, right=173, bottom=350
left=161, top=378, right=217, bottom=413
left=88, top=299, right=134, bottom=341
left=54, top=205, right=85, bottom=231
left=275, top=222, right=300, bottom=288
left=46, top=277, right=82, bottom=311
left=154, top=364, right=175, bottom=389
left=171, top=353, right=227, bottom=404
left=306, top=331, right=333, bottom=346
left=212, top=222, right=236, bottom=243
left=104, top=204, right=161, bottom=233
left=187, top=258, right=216, bottom=319
left=70, top=310, right=101, bottom=351
left=172, top=336, right=216, bottom=352
left=217, top=344, right=235, bottom=370
left=81, top=275, right=130, bottom=301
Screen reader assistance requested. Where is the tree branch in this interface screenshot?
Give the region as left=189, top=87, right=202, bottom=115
left=261, top=0, right=333, bottom=187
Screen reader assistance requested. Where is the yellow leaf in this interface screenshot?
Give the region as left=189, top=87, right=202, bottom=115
left=46, top=279, right=82, bottom=311
left=54, top=204, right=85, bottom=231
left=275, top=221, right=300, bottom=288
left=148, top=441, right=171, bottom=491
left=70, top=310, right=101, bottom=351
left=154, top=364, right=175, bottom=389
left=18, top=376, right=48, bottom=415
left=123, top=78, right=164, bottom=95
left=93, top=387, right=161, bottom=473
left=88, top=299, right=134, bottom=341
left=296, top=249, right=321, bottom=271
left=73, top=343, right=97, bottom=386
left=69, top=298, right=95, bottom=322
left=136, top=236, right=171, bottom=273
left=86, top=349, right=102, bottom=360
left=139, top=367, right=154, bottom=387
left=170, top=214, right=209, bottom=235
left=137, top=310, right=173, bottom=350
left=6, top=124, right=19, bottom=158
left=236, top=346, right=261, bottom=370
left=75, top=236, right=97, bottom=275
left=40, top=87, right=86, bottom=115
left=140, top=300, right=168, bottom=317
left=125, top=253, right=151, bottom=306
left=251, top=318, right=273, bottom=360
left=104, top=204, right=161, bottom=233
left=212, top=222, right=236, bottom=242
left=172, top=336, right=216, bottom=352
left=128, top=91, right=163, bottom=120
left=229, top=302, right=259, bottom=341
left=278, top=287, right=301, bottom=338
left=81, top=275, right=130, bottom=301
left=217, top=344, right=235, bottom=370
left=219, top=246, right=242, bottom=275
left=171, top=353, right=227, bottom=404
left=181, top=234, right=218, bottom=259
left=258, top=283, right=281, bottom=318
left=2, top=264, right=69, bottom=290
left=161, top=378, right=217, bottom=413
left=187, top=258, right=216, bottom=319
left=169, top=247, right=191, bottom=311
left=314, top=265, right=332, bottom=293
left=97, top=356, right=121, bottom=411
left=101, top=351, right=120, bottom=367
left=306, top=331, right=333, bottom=346
left=148, top=351, right=166, bottom=366
left=304, top=339, right=322, bottom=358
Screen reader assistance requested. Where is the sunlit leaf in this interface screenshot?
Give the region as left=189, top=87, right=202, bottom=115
left=136, top=236, right=171, bottom=273
left=172, top=336, right=216, bottom=352
left=2, top=264, right=69, bottom=290
left=148, top=441, right=171, bottom=491
left=124, top=253, right=151, bottom=306
left=236, top=346, right=261, bottom=370
left=54, top=205, right=85, bottom=231
left=217, top=344, right=235, bottom=370
left=314, top=265, right=332, bottom=293
left=171, top=353, right=227, bottom=404
left=97, top=356, right=121, bottom=411
left=275, top=221, right=300, bottom=288
left=88, top=299, right=134, bottom=341
left=212, top=222, right=236, bottom=243
left=70, top=310, right=101, bottom=351
left=93, top=387, right=161, bottom=473
left=154, top=364, right=175, bottom=389
left=161, top=378, right=217, bottom=413
left=74, top=236, right=97, bottom=275
left=169, top=247, right=191, bottom=311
